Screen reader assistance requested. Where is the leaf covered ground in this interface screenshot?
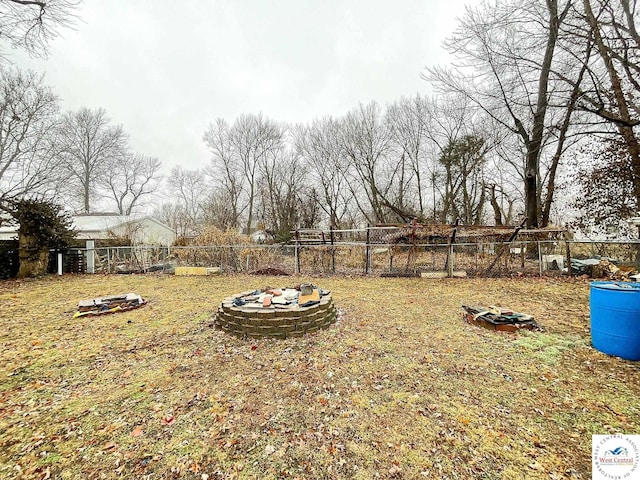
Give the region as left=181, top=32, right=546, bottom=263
left=0, top=274, right=638, bottom=479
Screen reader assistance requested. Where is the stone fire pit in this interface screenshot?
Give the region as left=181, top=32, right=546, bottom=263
left=214, top=285, right=337, bottom=339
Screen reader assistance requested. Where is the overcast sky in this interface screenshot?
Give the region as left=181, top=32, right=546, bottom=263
left=12, top=0, right=477, bottom=173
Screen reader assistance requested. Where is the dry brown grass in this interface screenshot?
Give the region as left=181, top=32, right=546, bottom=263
left=1, top=274, right=638, bottom=479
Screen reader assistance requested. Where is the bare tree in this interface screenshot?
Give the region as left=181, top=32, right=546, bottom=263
left=576, top=0, right=640, bottom=206
left=0, top=68, right=62, bottom=214
left=203, top=118, right=244, bottom=229
left=166, top=166, right=207, bottom=235
left=230, top=113, right=283, bottom=234
left=339, top=102, right=396, bottom=224
left=200, top=190, right=238, bottom=230
left=295, top=118, right=354, bottom=228
left=257, top=147, right=308, bottom=240
left=428, top=0, right=573, bottom=227
left=204, top=113, right=283, bottom=234
left=57, top=107, right=128, bottom=213
left=0, top=0, right=80, bottom=61
left=154, top=201, right=188, bottom=239
left=105, top=153, right=162, bottom=215
left=385, top=95, right=433, bottom=220
left=485, top=183, right=514, bottom=225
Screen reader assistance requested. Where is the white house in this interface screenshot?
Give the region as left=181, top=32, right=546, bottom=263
left=0, top=213, right=177, bottom=245
left=73, top=214, right=176, bottom=245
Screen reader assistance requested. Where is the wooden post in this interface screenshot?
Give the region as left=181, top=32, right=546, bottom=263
left=446, top=219, right=460, bottom=278
left=564, top=232, right=572, bottom=275
left=86, top=240, right=95, bottom=274
left=330, top=226, right=335, bottom=274
left=484, top=218, right=527, bottom=276
left=365, top=225, right=371, bottom=275
left=475, top=243, right=479, bottom=271
left=406, top=218, right=418, bottom=273
left=295, top=230, right=301, bottom=274
left=538, top=240, right=543, bottom=277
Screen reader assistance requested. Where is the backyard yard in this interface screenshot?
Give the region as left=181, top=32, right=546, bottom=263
left=0, top=274, right=638, bottom=479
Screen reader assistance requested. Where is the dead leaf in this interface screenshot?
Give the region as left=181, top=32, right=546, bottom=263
left=161, top=414, right=175, bottom=426
left=389, top=464, right=402, bottom=476
left=103, top=442, right=117, bottom=452
left=528, top=461, right=544, bottom=471
left=130, top=426, right=143, bottom=437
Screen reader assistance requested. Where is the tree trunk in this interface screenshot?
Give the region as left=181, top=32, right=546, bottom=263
left=17, top=233, right=49, bottom=278
left=525, top=0, right=563, bottom=228
left=84, top=174, right=90, bottom=213
left=488, top=184, right=503, bottom=226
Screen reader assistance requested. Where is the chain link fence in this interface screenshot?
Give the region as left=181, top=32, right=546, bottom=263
left=48, top=239, right=640, bottom=278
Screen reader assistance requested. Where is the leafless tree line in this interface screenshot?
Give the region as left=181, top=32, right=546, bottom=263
left=0, top=69, right=162, bottom=218
left=154, top=98, right=506, bottom=240
left=428, top=0, right=640, bottom=232
left=3, top=0, right=640, bottom=242
left=159, top=0, right=640, bottom=239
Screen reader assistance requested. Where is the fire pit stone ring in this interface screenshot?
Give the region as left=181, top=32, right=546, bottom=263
left=213, top=287, right=338, bottom=339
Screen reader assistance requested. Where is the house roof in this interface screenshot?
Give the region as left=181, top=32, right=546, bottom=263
left=73, top=214, right=129, bottom=233
left=0, top=213, right=176, bottom=242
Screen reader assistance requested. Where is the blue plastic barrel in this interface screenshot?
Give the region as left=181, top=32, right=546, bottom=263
left=590, top=281, right=640, bottom=361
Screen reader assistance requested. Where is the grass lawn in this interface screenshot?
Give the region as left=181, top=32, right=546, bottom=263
left=0, top=274, right=638, bottom=479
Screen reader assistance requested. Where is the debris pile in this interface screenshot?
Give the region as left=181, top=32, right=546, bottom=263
left=462, top=305, right=540, bottom=332
left=570, top=258, right=637, bottom=280
left=251, top=267, right=290, bottom=276
left=229, top=284, right=329, bottom=309
left=73, top=293, right=146, bottom=318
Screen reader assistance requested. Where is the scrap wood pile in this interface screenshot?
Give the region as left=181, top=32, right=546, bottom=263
left=462, top=305, right=540, bottom=332
left=571, top=258, right=638, bottom=280
left=230, top=284, right=329, bottom=309
left=73, top=293, right=146, bottom=318
left=376, top=223, right=567, bottom=245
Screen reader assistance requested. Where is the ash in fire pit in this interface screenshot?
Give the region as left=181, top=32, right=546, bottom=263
left=214, top=284, right=338, bottom=339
